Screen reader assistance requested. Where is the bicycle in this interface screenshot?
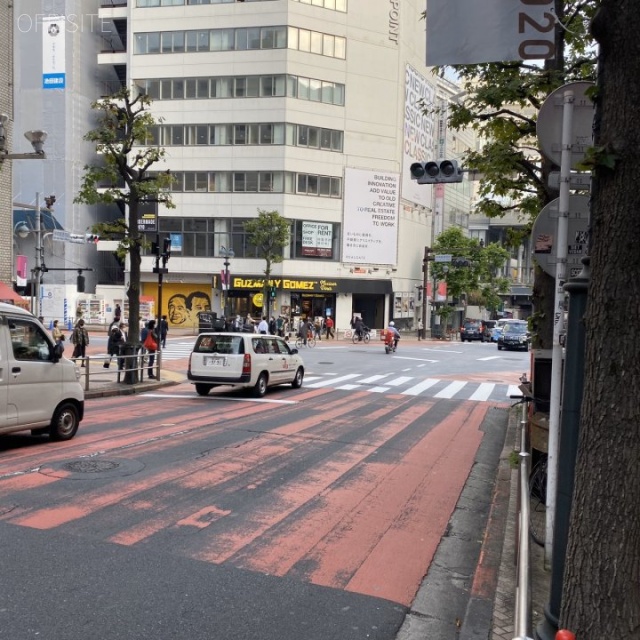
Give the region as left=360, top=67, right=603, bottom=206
left=295, top=335, right=316, bottom=348
left=352, top=330, right=371, bottom=344
left=529, top=454, right=547, bottom=547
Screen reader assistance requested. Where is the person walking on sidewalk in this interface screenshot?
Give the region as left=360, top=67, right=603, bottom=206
left=325, top=316, right=334, bottom=339
left=160, top=315, right=169, bottom=349
left=418, top=318, right=424, bottom=341
left=142, top=320, right=159, bottom=379
left=71, top=319, right=89, bottom=366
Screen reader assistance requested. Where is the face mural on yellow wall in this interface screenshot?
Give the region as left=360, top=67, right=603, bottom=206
left=143, top=284, right=213, bottom=328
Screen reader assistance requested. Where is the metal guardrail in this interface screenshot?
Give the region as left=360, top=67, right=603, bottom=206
left=74, top=348, right=163, bottom=390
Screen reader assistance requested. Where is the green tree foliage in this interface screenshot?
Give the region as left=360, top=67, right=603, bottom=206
left=74, top=87, right=174, bottom=339
left=431, top=227, right=510, bottom=313
left=244, top=210, right=290, bottom=317
left=435, top=1, right=598, bottom=346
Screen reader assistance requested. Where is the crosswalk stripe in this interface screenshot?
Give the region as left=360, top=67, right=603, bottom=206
left=385, top=376, right=414, bottom=387
left=359, top=373, right=392, bottom=384
left=434, top=381, right=468, bottom=399
left=307, top=374, right=361, bottom=388
left=507, top=385, right=522, bottom=398
left=401, top=378, right=441, bottom=396
left=369, top=386, right=391, bottom=393
left=468, top=383, right=496, bottom=402
left=337, top=384, right=361, bottom=390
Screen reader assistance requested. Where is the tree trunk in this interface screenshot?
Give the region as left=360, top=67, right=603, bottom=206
left=561, top=3, right=640, bottom=637
left=127, top=199, right=141, bottom=342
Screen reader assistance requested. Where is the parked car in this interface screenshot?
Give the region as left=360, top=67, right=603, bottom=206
left=188, top=332, right=305, bottom=397
left=460, top=320, right=485, bottom=342
left=0, top=302, right=84, bottom=440
left=497, top=321, right=530, bottom=351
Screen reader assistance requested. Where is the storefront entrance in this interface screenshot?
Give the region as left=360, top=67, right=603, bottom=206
left=352, top=294, right=385, bottom=329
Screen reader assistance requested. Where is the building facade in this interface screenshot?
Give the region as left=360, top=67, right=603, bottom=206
left=94, top=0, right=476, bottom=332
left=1, top=2, right=14, bottom=286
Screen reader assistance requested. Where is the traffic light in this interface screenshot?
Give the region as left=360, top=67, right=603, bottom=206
left=161, top=237, right=171, bottom=268
left=409, top=160, right=463, bottom=184
left=269, top=285, right=277, bottom=298
left=86, top=234, right=100, bottom=244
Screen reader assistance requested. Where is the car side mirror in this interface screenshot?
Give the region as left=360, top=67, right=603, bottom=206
left=290, top=348, right=299, bottom=355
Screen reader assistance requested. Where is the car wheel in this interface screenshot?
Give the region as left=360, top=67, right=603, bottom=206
left=292, top=367, right=304, bottom=389
left=253, top=372, right=268, bottom=398
left=497, top=344, right=503, bottom=351
left=49, top=402, right=80, bottom=441
left=195, top=383, right=212, bottom=396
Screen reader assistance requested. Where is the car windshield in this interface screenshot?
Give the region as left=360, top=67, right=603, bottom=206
left=504, top=323, right=527, bottom=334
left=195, top=334, right=244, bottom=354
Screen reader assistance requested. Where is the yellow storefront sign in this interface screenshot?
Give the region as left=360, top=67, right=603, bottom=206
left=253, top=292, right=264, bottom=308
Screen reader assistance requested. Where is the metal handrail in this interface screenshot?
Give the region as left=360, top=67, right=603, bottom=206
left=74, top=349, right=163, bottom=390
left=513, top=373, right=533, bottom=640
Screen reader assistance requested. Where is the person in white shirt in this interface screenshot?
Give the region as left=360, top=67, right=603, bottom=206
left=257, top=316, right=269, bottom=334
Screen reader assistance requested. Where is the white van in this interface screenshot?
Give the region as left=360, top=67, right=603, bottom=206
left=0, top=303, right=84, bottom=440
left=188, top=332, right=305, bottom=397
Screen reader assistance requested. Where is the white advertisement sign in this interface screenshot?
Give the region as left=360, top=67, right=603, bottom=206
left=302, top=222, right=333, bottom=258
left=42, top=16, right=66, bottom=89
left=426, top=0, right=556, bottom=66
left=402, top=65, right=436, bottom=208
left=342, top=168, right=400, bottom=265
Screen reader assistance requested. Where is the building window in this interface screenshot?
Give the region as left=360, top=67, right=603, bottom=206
left=136, top=73, right=344, bottom=106
left=290, top=0, right=347, bottom=12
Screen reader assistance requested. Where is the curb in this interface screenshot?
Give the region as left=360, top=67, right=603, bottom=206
left=85, top=370, right=186, bottom=399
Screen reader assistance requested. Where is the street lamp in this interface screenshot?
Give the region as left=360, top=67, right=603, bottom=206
left=220, top=246, right=235, bottom=319
left=0, top=113, right=48, bottom=163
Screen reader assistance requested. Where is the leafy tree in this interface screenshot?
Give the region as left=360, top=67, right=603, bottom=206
left=560, top=3, right=640, bottom=636
left=438, top=1, right=598, bottom=346
left=74, top=87, right=174, bottom=339
left=244, top=210, right=290, bottom=318
left=431, top=226, right=510, bottom=314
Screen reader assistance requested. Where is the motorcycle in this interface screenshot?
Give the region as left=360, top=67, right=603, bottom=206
left=383, top=330, right=398, bottom=354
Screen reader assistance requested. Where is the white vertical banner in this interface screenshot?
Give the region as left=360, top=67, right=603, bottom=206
left=42, top=16, right=66, bottom=90
left=343, top=168, right=400, bottom=265
left=426, top=0, right=556, bottom=66
left=401, top=65, right=436, bottom=208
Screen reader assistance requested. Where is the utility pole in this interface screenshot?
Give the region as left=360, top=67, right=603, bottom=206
left=422, top=247, right=432, bottom=338
left=152, top=235, right=170, bottom=380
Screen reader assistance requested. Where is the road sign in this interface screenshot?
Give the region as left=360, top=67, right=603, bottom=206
left=52, top=230, right=86, bottom=244
left=548, top=172, right=591, bottom=191
left=434, top=254, right=452, bottom=263
left=537, top=81, right=595, bottom=169
left=531, top=196, right=589, bottom=278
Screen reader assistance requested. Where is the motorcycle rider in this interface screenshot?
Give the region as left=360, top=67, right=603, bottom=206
left=386, top=321, right=401, bottom=351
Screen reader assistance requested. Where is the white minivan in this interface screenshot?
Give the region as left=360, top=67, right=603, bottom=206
left=188, top=332, right=305, bottom=397
left=0, top=303, right=84, bottom=440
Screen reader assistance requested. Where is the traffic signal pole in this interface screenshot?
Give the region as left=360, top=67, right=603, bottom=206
left=422, top=247, right=432, bottom=338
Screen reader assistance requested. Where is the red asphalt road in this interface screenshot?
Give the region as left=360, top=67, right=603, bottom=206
left=0, top=369, right=494, bottom=607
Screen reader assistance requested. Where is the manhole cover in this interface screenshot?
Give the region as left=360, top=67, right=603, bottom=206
left=63, top=460, right=120, bottom=474
left=39, top=458, right=145, bottom=480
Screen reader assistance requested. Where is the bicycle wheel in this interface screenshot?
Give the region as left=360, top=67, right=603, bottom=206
left=352, top=333, right=360, bottom=344
left=307, top=337, right=316, bottom=348
left=295, top=338, right=303, bottom=349
left=363, top=333, right=371, bottom=344
left=529, top=455, right=547, bottom=547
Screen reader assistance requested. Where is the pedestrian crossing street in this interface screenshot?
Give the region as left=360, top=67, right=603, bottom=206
left=304, top=372, right=521, bottom=403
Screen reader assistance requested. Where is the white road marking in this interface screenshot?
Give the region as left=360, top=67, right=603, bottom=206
left=468, top=383, right=496, bottom=402
left=401, top=378, right=441, bottom=396
left=385, top=376, right=414, bottom=387
left=507, top=385, right=522, bottom=397
left=307, top=373, right=361, bottom=388
left=144, top=393, right=297, bottom=404
left=393, top=357, right=440, bottom=363
left=477, top=356, right=501, bottom=361
left=359, top=373, right=392, bottom=383
left=369, top=386, right=391, bottom=393
left=434, top=381, right=468, bottom=399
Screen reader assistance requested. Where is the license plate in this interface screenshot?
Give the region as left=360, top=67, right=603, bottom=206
left=204, top=356, right=226, bottom=367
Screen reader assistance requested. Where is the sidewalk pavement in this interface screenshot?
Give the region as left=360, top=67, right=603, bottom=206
left=81, top=329, right=551, bottom=639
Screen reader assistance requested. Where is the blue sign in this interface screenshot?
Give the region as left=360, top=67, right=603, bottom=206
left=43, top=73, right=66, bottom=89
